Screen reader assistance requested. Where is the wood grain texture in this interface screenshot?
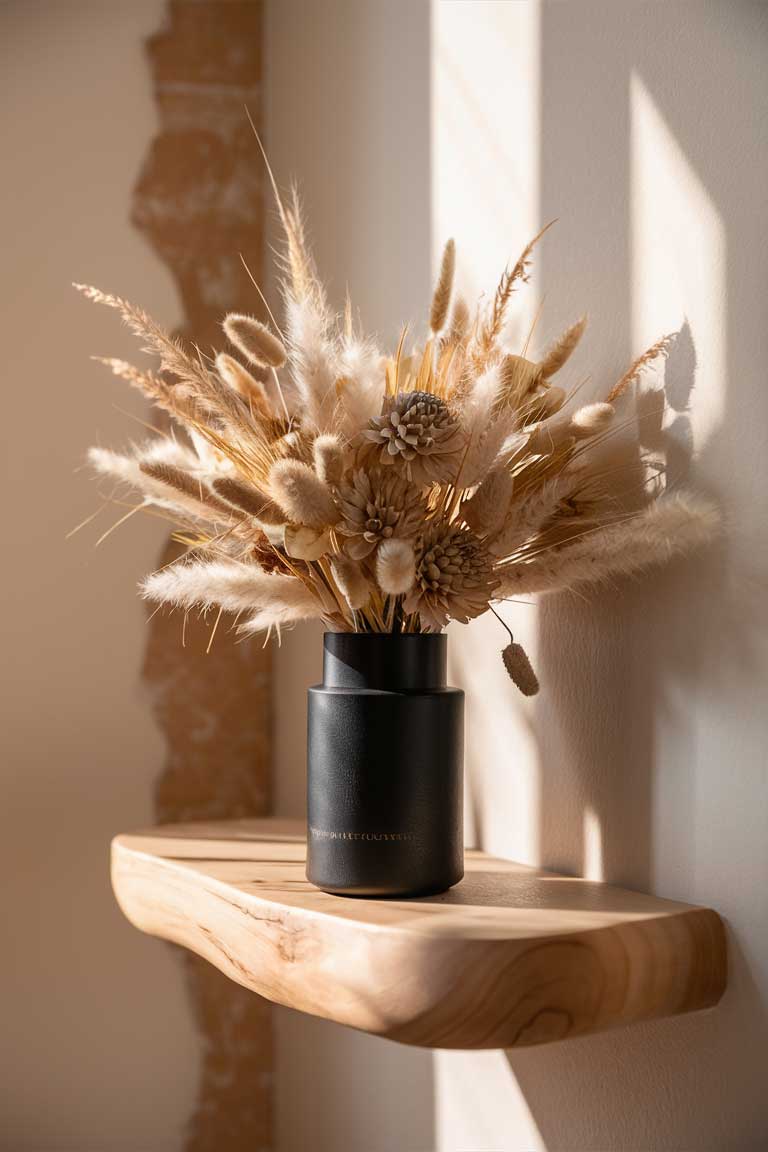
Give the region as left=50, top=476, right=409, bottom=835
left=112, top=820, right=727, bottom=1050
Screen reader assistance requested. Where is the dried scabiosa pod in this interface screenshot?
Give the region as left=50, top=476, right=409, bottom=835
left=361, top=390, right=465, bottom=485
left=403, top=523, right=498, bottom=630
left=337, top=468, right=425, bottom=559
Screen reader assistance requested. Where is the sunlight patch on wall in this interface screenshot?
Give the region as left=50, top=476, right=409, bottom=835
left=630, top=71, right=725, bottom=449
left=433, top=1050, right=546, bottom=1152
left=583, top=807, right=604, bottom=881
left=431, top=0, right=540, bottom=319
left=433, top=0, right=542, bottom=866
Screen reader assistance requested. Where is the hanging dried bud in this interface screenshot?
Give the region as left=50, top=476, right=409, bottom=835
left=223, top=313, right=287, bottom=368
left=501, top=642, right=539, bottom=696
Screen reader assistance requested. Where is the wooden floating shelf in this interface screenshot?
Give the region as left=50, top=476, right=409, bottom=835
left=111, top=819, right=726, bottom=1050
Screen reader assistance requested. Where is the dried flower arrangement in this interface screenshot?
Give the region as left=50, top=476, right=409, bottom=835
left=76, top=177, right=717, bottom=695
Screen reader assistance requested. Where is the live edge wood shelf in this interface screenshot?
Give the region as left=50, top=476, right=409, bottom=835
left=111, top=819, right=726, bottom=1050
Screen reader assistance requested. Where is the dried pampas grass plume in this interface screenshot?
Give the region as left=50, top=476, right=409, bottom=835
left=538, top=316, right=587, bottom=379
left=497, top=493, right=720, bottom=596
left=142, top=560, right=317, bottom=618
left=502, top=642, right=540, bottom=696
left=376, top=539, right=415, bottom=596
left=430, top=238, right=456, bottom=334
left=608, top=334, right=673, bottom=402
left=313, top=434, right=344, bottom=486
left=331, top=555, right=371, bottom=610
left=269, top=458, right=340, bottom=527
left=476, top=221, right=554, bottom=361
left=223, top=313, right=287, bottom=368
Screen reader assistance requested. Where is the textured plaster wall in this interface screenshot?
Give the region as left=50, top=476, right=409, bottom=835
left=0, top=3, right=199, bottom=1149
left=269, top=1, right=768, bottom=1150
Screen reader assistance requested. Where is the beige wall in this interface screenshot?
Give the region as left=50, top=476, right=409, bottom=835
left=268, top=1, right=768, bottom=1150
left=0, top=3, right=199, bottom=1148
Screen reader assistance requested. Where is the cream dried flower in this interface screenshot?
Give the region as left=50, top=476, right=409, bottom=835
left=361, top=390, right=465, bottom=485
left=403, top=523, right=498, bottom=630
left=337, top=468, right=426, bottom=560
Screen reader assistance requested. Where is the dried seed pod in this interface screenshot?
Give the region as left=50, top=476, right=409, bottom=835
left=502, top=641, right=539, bottom=696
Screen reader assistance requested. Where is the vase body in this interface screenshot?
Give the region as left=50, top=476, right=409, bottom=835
left=307, top=632, right=464, bottom=897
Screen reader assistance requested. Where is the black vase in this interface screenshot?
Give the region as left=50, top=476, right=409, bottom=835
left=307, top=632, right=464, bottom=897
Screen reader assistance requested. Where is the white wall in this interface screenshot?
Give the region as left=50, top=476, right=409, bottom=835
left=434, top=3, right=768, bottom=1150
left=268, top=1, right=768, bottom=1149
left=0, top=4, right=199, bottom=1149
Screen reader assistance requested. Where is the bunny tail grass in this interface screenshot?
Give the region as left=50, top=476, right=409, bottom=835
left=429, top=238, right=456, bottom=335
left=223, top=313, right=287, bottom=369
left=538, top=316, right=587, bottom=379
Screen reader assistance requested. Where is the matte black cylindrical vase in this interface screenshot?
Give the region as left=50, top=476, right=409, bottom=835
left=307, top=632, right=464, bottom=897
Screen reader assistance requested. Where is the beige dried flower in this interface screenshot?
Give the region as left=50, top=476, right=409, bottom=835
left=337, top=468, right=426, bottom=560
left=361, top=390, right=465, bottom=485
left=79, top=196, right=716, bottom=656
left=403, top=523, right=498, bottom=630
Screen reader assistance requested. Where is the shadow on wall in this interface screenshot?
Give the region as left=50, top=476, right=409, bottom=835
left=506, top=2, right=768, bottom=1150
